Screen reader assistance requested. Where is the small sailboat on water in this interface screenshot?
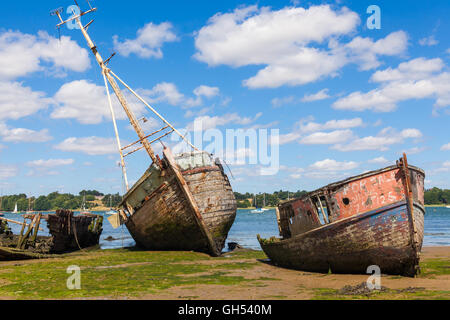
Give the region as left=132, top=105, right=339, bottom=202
left=13, top=203, right=18, bottom=214
left=251, top=194, right=269, bottom=213
left=105, top=195, right=117, bottom=215
left=26, top=198, right=35, bottom=214
left=80, top=194, right=90, bottom=215
left=51, top=2, right=237, bottom=256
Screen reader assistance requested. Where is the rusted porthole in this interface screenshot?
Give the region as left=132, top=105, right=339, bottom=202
left=343, top=198, right=350, bottom=205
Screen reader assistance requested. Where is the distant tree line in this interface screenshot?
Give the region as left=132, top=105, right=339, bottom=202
left=0, top=191, right=122, bottom=212
left=424, top=188, right=450, bottom=205
left=235, top=188, right=450, bottom=208
left=1, top=187, right=447, bottom=212
left=234, top=190, right=309, bottom=208
left=79, top=190, right=104, bottom=197
left=101, top=193, right=123, bottom=208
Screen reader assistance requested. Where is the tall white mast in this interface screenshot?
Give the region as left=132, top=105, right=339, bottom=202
left=52, top=2, right=199, bottom=172
left=53, top=4, right=157, bottom=163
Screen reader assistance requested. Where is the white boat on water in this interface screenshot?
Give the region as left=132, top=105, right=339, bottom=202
left=79, top=194, right=90, bottom=214
left=251, top=208, right=265, bottom=214
left=26, top=197, right=35, bottom=214
left=105, top=195, right=118, bottom=215
left=251, top=193, right=269, bottom=213
left=446, top=206, right=450, bottom=209
left=13, top=203, right=18, bottom=214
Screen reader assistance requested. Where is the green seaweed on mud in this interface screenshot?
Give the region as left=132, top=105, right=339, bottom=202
left=0, top=248, right=267, bottom=299
left=418, top=258, right=450, bottom=277
left=257, top=235, right=280, bottom=245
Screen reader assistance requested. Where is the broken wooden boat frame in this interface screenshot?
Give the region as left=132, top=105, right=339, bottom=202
left=0, top=210, right=104, bottom=261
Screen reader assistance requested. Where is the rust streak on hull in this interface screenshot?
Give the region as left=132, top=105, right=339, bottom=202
left=259, top=155, right=425, bottom=277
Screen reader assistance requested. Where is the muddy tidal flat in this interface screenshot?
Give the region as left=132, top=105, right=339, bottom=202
left=0, top=246, right=449, bottom=300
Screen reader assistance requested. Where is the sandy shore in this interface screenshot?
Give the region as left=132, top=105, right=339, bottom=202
left=138, top=246, right=450, bottom=300
left=0, top=246, right=449, bottom=300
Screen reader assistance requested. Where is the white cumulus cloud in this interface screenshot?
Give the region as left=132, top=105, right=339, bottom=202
left=52, top=80, right=147, bottom=125
left=0, top=81, right=52, bottom=120
left=187, top=113, right=262, bottom=131
left=301, top=89, right=331, bottom=102
left=418, top=35, right=438, bottom=46
left=0, top=164, right=18, bottom=180
left=194, top=5, right=408, bottom=89
left=113, top=22, right=178, bottom=59
left=332, top=127, right=422, bottom=152
left=54, top=137, right=119, bottom=156
left=0, top=122, right=52, bottom=143
left=26, top=159, right=74, bottom=168
left=0, top=30, right=90, bottom=80
left=333, top=57, right=450, bottom=114
left=368, top=157, right=390, bottom=164
left=308, top=159, right=359, bottom=171
left=299, top=129, right=355, bottom=145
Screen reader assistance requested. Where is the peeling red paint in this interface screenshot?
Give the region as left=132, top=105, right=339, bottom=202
left=333, top=169, right=405, bottom=219
left=260, top=157, right=426, bottom=277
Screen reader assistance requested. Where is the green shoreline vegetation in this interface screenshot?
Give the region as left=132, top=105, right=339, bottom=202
left=1, top=188, right=449, bottom=212
left=0, top=248, right=449, bottom=300
left=0, top=190, right=122, bottom=212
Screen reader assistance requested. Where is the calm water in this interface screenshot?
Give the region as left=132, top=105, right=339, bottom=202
left=2, top=206, right=450, bottom=251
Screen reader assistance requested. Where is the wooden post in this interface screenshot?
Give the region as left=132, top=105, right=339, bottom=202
left=16, top=220, right=27, bottom=248
left=0, top=217, right=44, bottom=231
left=30, top=214, right=42, bottom=246
left=317, top=196, right=328, bottom=224
left=399, top=153, right=420, bottom=265
left=275, top=207, right=282, bottom=237
left=18, top=215, right=38, bottom=249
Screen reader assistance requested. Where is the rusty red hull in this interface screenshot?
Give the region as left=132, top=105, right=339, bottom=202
left=259, top=158, right=425, bottom=277
left=259, top=201, right=424, bottom=276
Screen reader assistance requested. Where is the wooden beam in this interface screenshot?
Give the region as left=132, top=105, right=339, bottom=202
left=0, top=217, right=44, bottom=231
left=18, top=215, right=38, bottom=249
left=30, top=214, right=42, bottom=245
left=317, top=196, right=328, bottom=224
left=163, top=147, right=220, bottom=257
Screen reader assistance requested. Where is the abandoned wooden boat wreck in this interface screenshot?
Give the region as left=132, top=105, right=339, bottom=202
left=258, top=154, right=425, bottom=277
left=52, top=3, right=237, bottom=256
left=0, top=210, right=103, bottom=261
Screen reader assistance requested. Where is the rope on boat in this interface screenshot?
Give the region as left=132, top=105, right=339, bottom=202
left=219, top=157, right=234, bottom=180
left=102, top=70, right=130, bottom=192
left=72, top=217, right=85, bottom=253
left=109, top=70, right=199, bottom=152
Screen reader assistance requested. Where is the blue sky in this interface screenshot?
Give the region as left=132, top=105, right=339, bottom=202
left=0, top=0, right=449, bottom=196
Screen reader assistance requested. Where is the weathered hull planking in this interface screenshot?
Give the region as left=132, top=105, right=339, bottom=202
left=0, top=210, right=103, bottom=261
left=259, top=156, right=425, bottom=277
left=121, top=149, right=237, bottom=256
